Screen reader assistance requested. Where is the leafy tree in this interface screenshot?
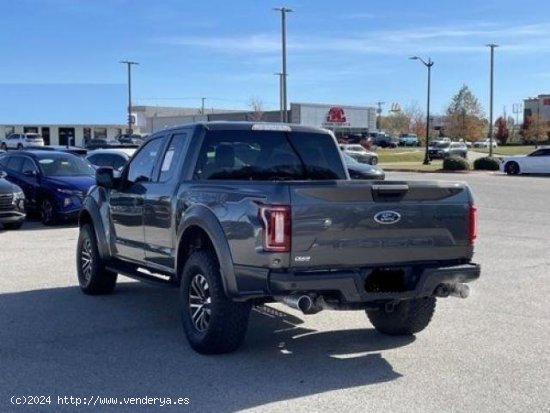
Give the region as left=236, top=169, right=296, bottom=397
left=444, top=85, right=486, bottom=141
left=521, top=114, right=550, bottom=144
left=494, top=116, right=509, bottom=145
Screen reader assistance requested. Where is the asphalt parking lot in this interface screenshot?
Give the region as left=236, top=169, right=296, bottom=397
left=1, top=172, right=549, bottom=413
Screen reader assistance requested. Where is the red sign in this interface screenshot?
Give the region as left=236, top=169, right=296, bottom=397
left=326, top=107, right=347, bottom=123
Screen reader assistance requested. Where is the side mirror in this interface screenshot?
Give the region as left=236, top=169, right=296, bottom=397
left=96, top=167, right=115, bottom=189
left=23, top=170, right=38, bottom=178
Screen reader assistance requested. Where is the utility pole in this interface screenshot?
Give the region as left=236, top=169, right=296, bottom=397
left=274, top=7, right=292, bottom=123
left=201, top=97, right=206, bottom=115
left=410, top=56, right=434, bottom=165
left=512, top=103, right=522, bottom=142
left=486, top=44, right=498, bottom=157
left=120, top=60, right=139, bottom=135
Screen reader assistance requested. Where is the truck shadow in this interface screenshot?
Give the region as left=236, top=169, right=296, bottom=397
left=0, top=282, right=414, bottom=412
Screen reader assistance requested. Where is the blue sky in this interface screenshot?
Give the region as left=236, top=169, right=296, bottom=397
left=1, top=0, right=549, bottom=124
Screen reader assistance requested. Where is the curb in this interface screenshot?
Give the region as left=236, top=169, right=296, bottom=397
left=383, top=168, right=500, bottom=174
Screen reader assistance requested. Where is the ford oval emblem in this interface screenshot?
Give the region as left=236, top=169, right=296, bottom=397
left=374, top=211, right=401, bottom=225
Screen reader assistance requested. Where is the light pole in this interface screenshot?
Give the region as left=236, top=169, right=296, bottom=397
left=275, top=73, right=284, bottom=122
left=410, top=56, right=434, bottom=165
left=274, top=7, right=292, bottom=123
left=486, top=44, right=498, bottom=157
left=120, top=60, right=139, bottom=135
left=512, top=103, right=522, bottom=142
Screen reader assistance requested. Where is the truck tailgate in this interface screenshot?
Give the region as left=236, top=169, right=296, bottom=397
left=289, top=180, right=474, bottom=269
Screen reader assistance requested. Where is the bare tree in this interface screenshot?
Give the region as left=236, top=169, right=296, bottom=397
left=247, top=96, right=264, bottom=122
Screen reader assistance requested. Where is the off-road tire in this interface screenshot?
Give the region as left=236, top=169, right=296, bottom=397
left=180, top=250, right=251, bottom=354
left=0, top=143, right=7, bottom=150
left=366, top=297, right=436, bottom=336
left=3, top=221, right=23, bottom=230
left=76, top=224, right=117, bottom=295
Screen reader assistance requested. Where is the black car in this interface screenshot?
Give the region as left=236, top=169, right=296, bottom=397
left=343, top=153, right=385, bottom=180
left=0, top=151, right=96, bottom=225
left=0, top=171, right=26, bottom=229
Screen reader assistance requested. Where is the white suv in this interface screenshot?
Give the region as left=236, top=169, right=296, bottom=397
left=0, top=133, right=45, bottom=150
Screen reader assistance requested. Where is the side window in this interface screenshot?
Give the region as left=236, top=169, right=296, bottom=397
left=7, top=156, right=24, bottom=172
left=112, top=155, right=128, bottom=171
left=159, top=133, right=188, bottom=182
left=21, top=158, right=38, bottom=175
left=126, top=137, right=166, bottom=184
left=529, top=150, right=543, bottom=157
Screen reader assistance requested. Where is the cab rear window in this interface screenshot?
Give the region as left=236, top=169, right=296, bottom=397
left=194, top=130, right=346, bottom=181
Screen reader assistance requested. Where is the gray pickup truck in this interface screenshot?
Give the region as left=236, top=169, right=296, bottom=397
left=76, top=122, right=480, bottom=354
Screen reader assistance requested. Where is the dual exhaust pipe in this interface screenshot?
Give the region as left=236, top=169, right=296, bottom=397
left=279, top=283, right=469, bottom=315
left=277, top=294, right=323, bottom=314
left=434, top=283, right=470, bottom=299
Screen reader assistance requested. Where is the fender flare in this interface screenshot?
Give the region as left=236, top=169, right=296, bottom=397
left=79, top=193, right=111, bottom=261
left=176, top=205, right=239, bottom=298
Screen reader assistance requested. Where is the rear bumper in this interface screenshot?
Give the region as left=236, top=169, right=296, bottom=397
left=237, top=263, right=480, bottom=304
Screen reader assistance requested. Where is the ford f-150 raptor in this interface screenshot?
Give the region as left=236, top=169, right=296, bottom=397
left=77, top=122, right=480, bottom=354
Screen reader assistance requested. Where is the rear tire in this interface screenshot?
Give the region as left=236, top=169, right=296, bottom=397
left=0, top=143, right=6, bottom=150
left=17, top=144, right=23, bottom=150
left=505, top=161, right=520, bottom=175
left=180, top=250, right=251, bottom=354
left=3, top=221, right=23, bottom=230
left=366, top=297, right=436, bottom=335
left=76, top=224, right=117, bottom=295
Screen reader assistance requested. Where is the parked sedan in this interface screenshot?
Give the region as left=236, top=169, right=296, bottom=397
left=0, top=171, right=26, bottom=229
left=343, top=153, right=385, bottom=180
left=86, top=148, right=136, bottom=172
left=500, top=147, right=550, bottom=175
left=339, top=144, right=379, bottom=165
left=0, top=133, right=44, bottom=150
left=0, top=150, right=96, bottom=225
left=473, top=139, right=498, bottom=148
left=428, top=142, right=468, bottom=160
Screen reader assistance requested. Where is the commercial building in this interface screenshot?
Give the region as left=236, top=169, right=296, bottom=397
left=0, top=124, right=127, bottom=146
left=145, top=102, right=377, bottom=135
left=524, top=95, right=550, bottom=121
left=1, top=102, right=376, bottom=146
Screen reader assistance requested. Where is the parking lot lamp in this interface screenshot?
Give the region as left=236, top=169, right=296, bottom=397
left=274, top=7, right=292, bottom=123
left=410, top=56, right=434, bottom=165
left=120, top=60, right=139, bottom=135
left=486, top=44, right=498, bottom=157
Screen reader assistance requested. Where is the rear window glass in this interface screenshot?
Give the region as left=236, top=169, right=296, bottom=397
left=194, top=130, right=346, bottom=181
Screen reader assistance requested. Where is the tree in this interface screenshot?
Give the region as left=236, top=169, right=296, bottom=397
left=521, top=114, right=550, bottom=144
left=444, top=85, right=486, bottom=141
left=404, top=102, right=426, bottom=139
left=494, top=116, right=509, bottom=145
left=380, top=111, right=410, bottom=135
left=247, top=96, right=264, bottom=121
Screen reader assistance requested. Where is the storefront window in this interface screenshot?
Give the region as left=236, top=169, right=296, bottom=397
left=94, top=128, right=107, bottom=139
left=83, top=128, right=92, bottom=144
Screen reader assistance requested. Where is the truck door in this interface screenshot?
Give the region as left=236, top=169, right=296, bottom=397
left=110, top=137, right=166, bottom=262
left=143, top=131, right=191, bottom=270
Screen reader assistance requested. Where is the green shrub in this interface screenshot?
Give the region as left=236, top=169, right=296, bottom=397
left=473, top=156, right=500, bottom=171
left=443, top=156, right=470, bottom=171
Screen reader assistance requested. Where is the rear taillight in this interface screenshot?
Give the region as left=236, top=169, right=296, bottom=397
left=468, top=204, right=477, bottom=244
left=259, top=205, right=291, bottom=252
